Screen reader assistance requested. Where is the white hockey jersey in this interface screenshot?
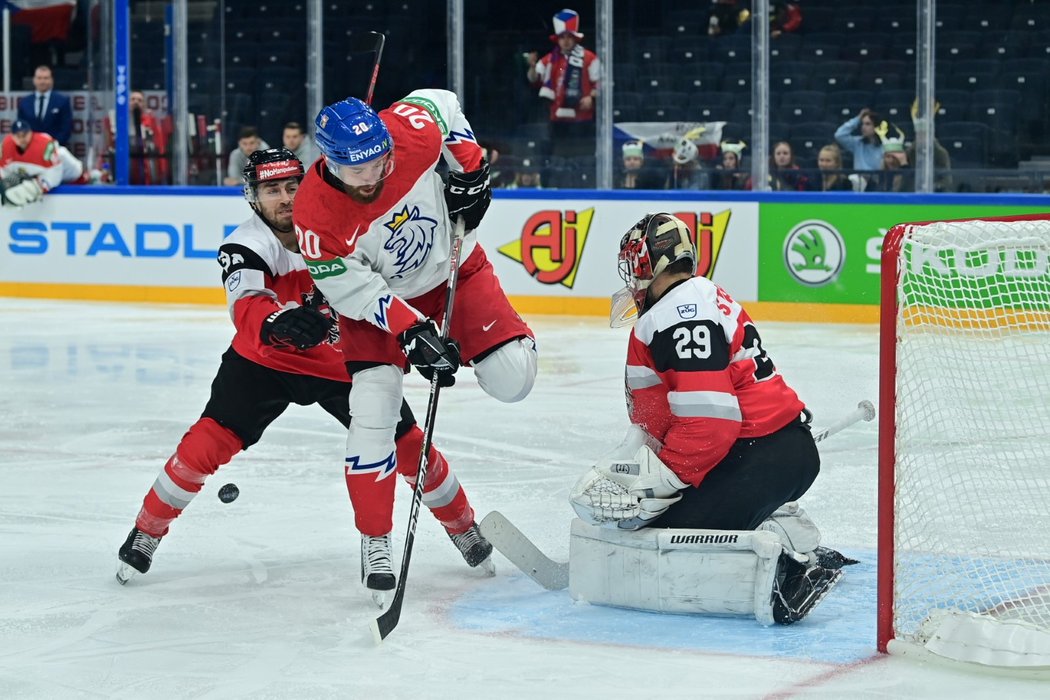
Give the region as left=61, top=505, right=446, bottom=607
left=292, top=89, right=486, bottom=338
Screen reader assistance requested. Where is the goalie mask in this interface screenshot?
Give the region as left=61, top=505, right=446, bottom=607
left=614, top=213, right=697, bottom=322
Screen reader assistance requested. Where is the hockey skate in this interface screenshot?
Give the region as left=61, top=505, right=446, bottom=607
left=361, top=533, right=396, bottom=607
left=116, top=527, right=162, bottom=585
left=447, top=522, right=495, bottom=575
left=771, top=555, right=843, bottom=625
left=814, top=546, right=859, bottom=570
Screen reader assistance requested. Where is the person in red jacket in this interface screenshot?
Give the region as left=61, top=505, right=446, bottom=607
left=525, top=8, right=601, bottom=157
left=116, top=148, right=492, bottom=605
left=571, top=213, right=848, bottom=623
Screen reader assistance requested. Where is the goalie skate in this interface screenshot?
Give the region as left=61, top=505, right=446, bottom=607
left=448, top=522, right=495, bottom=575
left=116, top=527, right=162, bottom=585
left=361, top=534, right=396, bottom=607
left=772, top=557, right=843, bottom=625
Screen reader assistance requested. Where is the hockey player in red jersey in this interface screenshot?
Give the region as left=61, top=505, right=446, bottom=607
left=117, top=148, right=493, bottom=600
left=570, top=213, right=848, bottom=623
left=293, top=90, right=537, bottom=600
left=0, top=119, right=61, bottom=207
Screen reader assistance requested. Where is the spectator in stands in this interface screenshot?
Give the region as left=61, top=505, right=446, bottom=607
left=666, top=137, right=711, bottom=190
left=708, top=0, right=750, bottom=36
left=869, top=141, right=910, bottom=192
left=526, top=9, right=601, bottom=158
left=101, top=89, right=172, bottom=185
left=17, top=65, right=72, bottom=145
left=768, top=140, right=809, bottom=191
left=223, top=126, right=269, bottom=186
left=869, top=121, right=911, bottom=193
left=713, top=140, right=750, bottom=190
left=771, top=2, right=803, bottom=38
left=282, top=122, right=319, bottom=167
left=507, top=157, right=543, bottom=189
left=907, top=116, right=953, bottom=193
left=816, top=144, right=853, bottom=192
left=834, top=109, right=884, bottom=175
left=617, top=141, right=664, bottom=190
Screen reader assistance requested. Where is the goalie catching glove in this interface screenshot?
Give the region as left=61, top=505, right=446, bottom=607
left=398, top=319, right=461, bottom=387
left=261, top=305, right=333, bottom=350
left=1, top=178, right=44, bottom=208
left=570, top=443, right=688, bottom=530
left=444, top=160, right=491, bottom=230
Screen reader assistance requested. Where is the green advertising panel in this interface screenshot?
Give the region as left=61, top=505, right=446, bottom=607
left=759, top=203, right=1050, bottom=305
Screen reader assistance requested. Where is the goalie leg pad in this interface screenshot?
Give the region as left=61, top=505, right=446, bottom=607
left=760, top=501, right=822, bottom=560
left=568, top=518, right=782, bottom=625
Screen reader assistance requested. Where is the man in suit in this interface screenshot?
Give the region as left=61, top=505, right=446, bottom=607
left=17, top=65, right=72, bottom=145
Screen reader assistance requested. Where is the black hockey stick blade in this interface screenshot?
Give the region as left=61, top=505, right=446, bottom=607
left=370, top=591, right=405, bottom=644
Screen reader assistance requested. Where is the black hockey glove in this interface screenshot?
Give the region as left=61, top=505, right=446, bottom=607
left=399, top=319, right=461, bottom=387
left=444, top=160, right=492, bottom=231
left=261, top=305, right=333, bottom=350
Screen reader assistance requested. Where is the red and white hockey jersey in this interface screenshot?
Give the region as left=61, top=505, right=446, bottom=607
left=219, top=214, right=346, bottom=381
left=292, top=89, right=485, bottom=339
left=626, top=276, right=805, bottom=487
left=0, top=131, right=63, bottom=191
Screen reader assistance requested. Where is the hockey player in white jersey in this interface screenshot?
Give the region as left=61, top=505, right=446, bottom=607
left=293, top=90, right=537, bottom=600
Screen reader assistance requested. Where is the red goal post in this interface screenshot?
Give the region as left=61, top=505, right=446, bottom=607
left=879, top=213, right=1050, bottom=669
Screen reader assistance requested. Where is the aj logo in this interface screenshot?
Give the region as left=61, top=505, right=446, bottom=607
left=499, top=208, right=595, bottom=288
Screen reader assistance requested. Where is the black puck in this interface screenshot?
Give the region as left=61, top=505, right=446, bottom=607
left=218, top=483, right=240, bottom=503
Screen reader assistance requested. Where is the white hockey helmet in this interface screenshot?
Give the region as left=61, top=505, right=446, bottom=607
left=617, top=213, right=697, bottom=313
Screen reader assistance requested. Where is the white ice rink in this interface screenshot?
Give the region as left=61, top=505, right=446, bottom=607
left=1, top=298, right=1047, bottom=698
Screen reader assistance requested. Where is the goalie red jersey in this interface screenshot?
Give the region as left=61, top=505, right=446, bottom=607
left=626, top=276, right=804, bottom=486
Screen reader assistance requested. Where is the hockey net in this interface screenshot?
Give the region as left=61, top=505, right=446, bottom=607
left=879, top=214, right=1050, bottom=669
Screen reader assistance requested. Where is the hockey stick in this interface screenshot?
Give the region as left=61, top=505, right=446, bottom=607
left=812, top=400, right=876, bottom=444
left=371, top=216, right=467, bottom=644
left=480, top=511, right=569, bottom=590
left=357, top=30, right=385, bottom=106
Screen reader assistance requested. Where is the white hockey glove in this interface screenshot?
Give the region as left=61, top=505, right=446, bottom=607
left=2, top=178, right=44, bottom=208
left=570, top=443, right=688, bottom=530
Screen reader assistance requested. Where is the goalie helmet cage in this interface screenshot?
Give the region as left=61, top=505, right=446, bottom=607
left=878, top=213, right=1050, bottom=670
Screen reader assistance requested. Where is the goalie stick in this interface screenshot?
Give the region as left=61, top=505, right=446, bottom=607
left=371, top=217, right=467, bottom=644
left=812, top=400, right=875, bottom=443
left=479, top=511, right=569, bottom=590
left=481, top=400, right=876, bottom=592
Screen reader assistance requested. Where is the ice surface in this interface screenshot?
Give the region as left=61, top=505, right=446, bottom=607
left=1, top=299, right=1046, bottom=698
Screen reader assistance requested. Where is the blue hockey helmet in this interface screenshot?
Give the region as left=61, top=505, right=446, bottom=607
left=314, top=97, right=395, bottom=186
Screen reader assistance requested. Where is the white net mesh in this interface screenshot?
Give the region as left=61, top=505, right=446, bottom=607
left=892, top=218, right=1050, bottom=646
